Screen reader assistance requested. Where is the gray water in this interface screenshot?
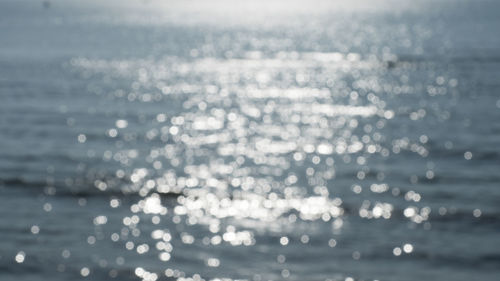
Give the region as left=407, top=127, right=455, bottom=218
left=1, top=0, right=500, bottom=280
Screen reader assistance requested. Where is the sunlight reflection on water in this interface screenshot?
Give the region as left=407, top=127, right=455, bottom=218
left=2, top=0, right=500, bottom=280
left=68, top=49, right=433, bottom=280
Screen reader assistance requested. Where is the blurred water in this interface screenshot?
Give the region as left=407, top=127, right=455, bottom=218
left=1, top=0, right=500, bottom=280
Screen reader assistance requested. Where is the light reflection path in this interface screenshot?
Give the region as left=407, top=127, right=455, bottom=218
left=71, top=51, right=430, bottom=281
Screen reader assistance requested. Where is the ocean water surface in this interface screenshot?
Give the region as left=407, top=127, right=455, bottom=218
left=1, top=0, right=500, bottom=280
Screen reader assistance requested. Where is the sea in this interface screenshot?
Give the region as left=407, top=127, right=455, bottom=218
left=1, top=0, right=499, bottom=280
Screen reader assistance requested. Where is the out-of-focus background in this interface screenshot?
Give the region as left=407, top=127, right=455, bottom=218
left=1, top=0, right=499, bottom=280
